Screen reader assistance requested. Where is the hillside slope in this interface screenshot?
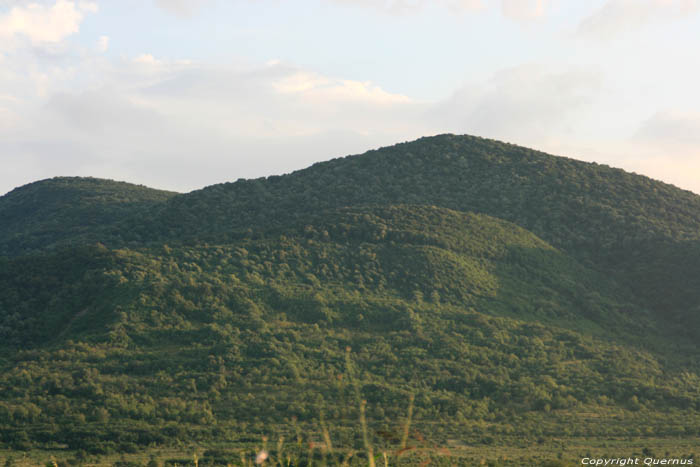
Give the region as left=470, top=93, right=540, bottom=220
left=2, top=135, right=700, bottom=458
left=0, top=205, right=638, bottom=349
left=3, top=206, right=697, bottom=455
left=147, top=134, right=700, bottom=321
left=0, top=177, right=176, bottom=256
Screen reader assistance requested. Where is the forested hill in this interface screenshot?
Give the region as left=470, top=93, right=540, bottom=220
left=147, top=134, right=700, bottom=319
left=2, top=135, right=700, bottom=316
left=1, top=205, right=698, bottom=457
left=5, top=135, right=700, bottom=256
left=153, top=134, right=700, bottom=250
left=0, top=177, right=177, bottom=256
left=2, top=135, right=700, bottom=459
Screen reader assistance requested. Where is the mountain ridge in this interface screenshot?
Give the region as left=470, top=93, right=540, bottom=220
left=3, top=134, right=700, bottom=321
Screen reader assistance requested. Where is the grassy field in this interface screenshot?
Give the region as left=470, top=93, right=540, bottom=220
left=1, top=436, right=697, bottom=466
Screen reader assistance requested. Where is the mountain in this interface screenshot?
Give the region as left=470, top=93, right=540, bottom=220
left=154, top=134, right=700, bottom=253
left=4, top=136, right=700, bottom=319
left=146, top=135, right=700, bottom=323
left=0, top=176, right=176, bottom=257
left=0, top=135, right=699, bottom=463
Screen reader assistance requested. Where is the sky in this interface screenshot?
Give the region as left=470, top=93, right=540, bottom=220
left=1, top=0, right=700, bottom=196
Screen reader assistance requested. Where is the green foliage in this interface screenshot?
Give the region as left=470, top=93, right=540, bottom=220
left=0, top=176, right=175, bottom=256
left=1, top=135, right=700, bottom=456
left=1, top=206, right=699, bottom=454
left=146, top=134, right=700, bottom=318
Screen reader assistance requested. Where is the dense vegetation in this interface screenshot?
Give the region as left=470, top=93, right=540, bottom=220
left=0, top=177, right=175, bottom=257
left=0, top=134, right=699, bottom=465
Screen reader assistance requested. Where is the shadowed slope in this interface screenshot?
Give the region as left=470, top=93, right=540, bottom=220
left=0, top=177, right=176, bottom=256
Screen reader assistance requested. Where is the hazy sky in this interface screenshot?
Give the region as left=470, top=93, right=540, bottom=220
left=1, top=0, right=700, bottom=195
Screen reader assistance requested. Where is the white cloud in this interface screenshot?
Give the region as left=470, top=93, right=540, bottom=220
left=501, top=0, right=550, bottom=21
left=326, top=0, right=556, bottom=18
left=634, top=110, right=700, bottom=146
left=153, top=0, right=213, bottom=17
left=326, top=0, right=482, bottom=15
left=0, top=54, right=429, bottom=194
left=152, top=0, right=483, bottom=15
left=0, top=6, right=697, bottom=198
left=0, top=94, right=20, bottom=129
left=271, top=71, right=412, bottom=105
left=130, top=60, right=423, bottom=140
left=0, top=55, right=614, bottom=196
left=96, top=34, right=108, bottom=53
left=133, top=53, right=161, bottom=65
left=17, top=53, right=698, bottom=197
left=431, top=65, right=602, bottom=146
left=578, top=0, right=699, bottom=38
left=149, top=0, right=551, bottom=20
left=0, top=0, right=97, bottom=47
